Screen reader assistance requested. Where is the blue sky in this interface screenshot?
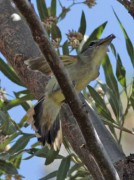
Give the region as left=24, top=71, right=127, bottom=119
left=0, top=0, right=134, bottom=179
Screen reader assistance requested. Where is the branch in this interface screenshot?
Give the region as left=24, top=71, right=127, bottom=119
left=117, top=0, right=134, bottom=17
left=0, top=0, right=125, bottom=178
left=12, top=0, right=120, bottom=179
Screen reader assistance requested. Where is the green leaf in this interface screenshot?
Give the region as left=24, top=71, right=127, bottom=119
left=56, top=155, right=71, bottom=180
left=58, top=7, right=70, bottom=21
left=116, top=54, right=126, bottom=88
left=51, top=25, right=62, bottom=40
left=82, top=21, right=107, bottom=50
left=24, top=147, right=63, bottom=160
left=0, top=132, right=20, bottom=153
left=110, top=43, right=117, bottom=57
left=45, top=149, right=59, bottom=165
left=102, top=55, right=119, bottom=99
left=51, top=0, right=56, bottom=16
left=14, top=90, right=33, bottom=111
left=0, top=160, right=18, bottom=174
left=8, top=134, right=34, bottom=155
left=0, top=58, right=23, bottom=86
left=0, top=111, right=16, bottom=135
left=40, top=171, right=58, bottom=180
left=2, top=94, right=34, bottom=110
left=12, top=154, right=22, bottom=169
left=87, top=85, right=117, bottom=136
left=113, top=10, right=134, bottom=67
left=130, top=79, right=134, bottom=109
left=62, top=41, right=69, bottom=55
left=37, top=0, right=49, bottom=20
left=68, top=163, right=83, bottom=177
left=78, top=11, right=86, bottom=35
left=87, top=85, right=114, bottom=122
left=98, top=83, right=121, bottom=123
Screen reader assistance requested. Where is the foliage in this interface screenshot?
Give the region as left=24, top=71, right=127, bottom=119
left=0, top=0, right=133, bottom=179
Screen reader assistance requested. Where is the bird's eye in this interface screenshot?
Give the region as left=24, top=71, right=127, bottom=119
left=89, top=41, right=96, bottom=47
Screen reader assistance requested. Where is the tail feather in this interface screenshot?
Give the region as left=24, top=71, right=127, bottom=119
left=32, top=97, right=62, bottom=150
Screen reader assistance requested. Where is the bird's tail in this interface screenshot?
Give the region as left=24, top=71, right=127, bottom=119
left=31, top=97, right=62, bottom=151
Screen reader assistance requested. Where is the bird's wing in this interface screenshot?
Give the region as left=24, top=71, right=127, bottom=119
left=25, top=55, right=77, bottom=75
left=25, top=56, right=51, bottom=75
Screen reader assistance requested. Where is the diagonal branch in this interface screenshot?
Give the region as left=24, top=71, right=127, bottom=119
left=13, top=0, right=120, bottom=179
left=0, top=0, right=125, bottom=178
left=117, top=0, right=134, bottom=17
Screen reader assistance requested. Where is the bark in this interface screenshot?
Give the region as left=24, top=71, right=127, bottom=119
left=0, top=0, right=128, bottom=179
left=117, top=0, right=134, bottom=17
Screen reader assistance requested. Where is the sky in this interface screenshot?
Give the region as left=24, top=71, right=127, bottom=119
left=0, top=0, right=134, bottom=179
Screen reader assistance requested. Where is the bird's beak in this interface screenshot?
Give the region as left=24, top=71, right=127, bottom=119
left=97, top=34, right=116, bottom=46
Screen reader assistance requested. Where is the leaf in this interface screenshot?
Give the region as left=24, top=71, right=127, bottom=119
left=87, top=85, right=117, bottom=136
left=110, top=43, right=117, bottom=57
left=68, top=163, right=83, bottom=177
left=87, top=86, right=114, bottom=122
left=82, top=21, right=107, bottom=50
left=2, top=94, right=34, bottom=110
left=8, top=134, right=34, bottom=155
left=36, top=0, right=49, bottom=20
left=58, top=7, right=70, bottom=21
left=51, top=0, right=56, bottom=16
left=130, top=79, right=134, bottom=109
left=40, top=171, right=58, bottom=180
left=12, top=154, right=22, bottom=169
left=62, top=41, right=69, bottom=55
left=102, top=55, right=119, bottom=99
left=14, top=90, right=33, bottom=111
left=78, top=11, right=86, bottom=35
left=0, top=111, right=16, bottom=135
left=0, top=58, right=23, bottom=86
left=116, top=54, right=126, bottom=88
left=113, top=9, right=134, bottom=67
left=98, top=82, right=121, bottom=122
left=24, top=146, right=63, bottom=160
left=0, top=132, right=20, bottom=151
left=45, top=149, right=59, bottom=165
left=56, top=155, right=71, bottom=180
left=51, top=25, right=62, bottom=40
left=0, top=160, right=18, bottom=174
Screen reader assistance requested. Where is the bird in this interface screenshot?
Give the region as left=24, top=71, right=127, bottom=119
left=25, top=34, right=115, bottom=151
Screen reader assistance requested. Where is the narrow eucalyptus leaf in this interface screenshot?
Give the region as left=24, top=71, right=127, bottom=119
left=0, top=111, right=16, bottom=135
left=99, top=82, right=122, bottom=123
left=0, top=160, right=18, bottom=174
left=36, top=0, right=49, bottom=20
left=51, top=25, right=62, bottom=40
left=82, top=21, right=107, bottom=50
left=78, top=11, right=86, bottom=35
left=130, top=79, right=134, bottom=109
left=8, top=134, right=34, bottom=155
left=110, top=43, right=117, bottom=57
left=56, top=155, right=71, bottom=180
left=102, top=55, right=119, bottom=99
left=87, top=85, right=112, bottom=119
left=51, top=0, right=56, bottom=16
left=45, top=149, right=59, bottom=165
left=40, top=171, right=58, bottom=180
left=0, top=58, right=23, bottom=86
left=113, top=10, right=134, bottom=67
left=116, top=54, right=126, bottom=88
left=88, top=85, right=117, bottom=136
left=62, top=41, right=69, bottom=55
